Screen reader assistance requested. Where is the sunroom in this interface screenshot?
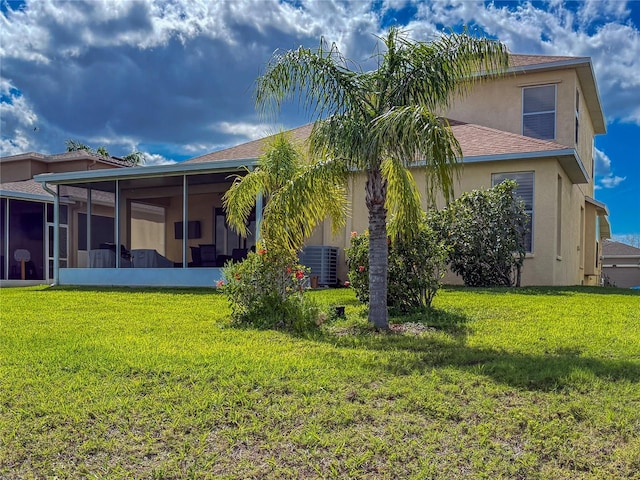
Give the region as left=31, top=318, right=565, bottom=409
left=34, top=159, right=261, bottom=287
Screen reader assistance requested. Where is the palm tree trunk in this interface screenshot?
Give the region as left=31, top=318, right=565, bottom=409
left=366, top=168, right=389, bottom=330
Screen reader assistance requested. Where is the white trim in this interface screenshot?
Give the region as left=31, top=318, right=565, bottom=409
left=0, top=190, right=52, bottom=202
left=34, top=158, right=258, bottom=185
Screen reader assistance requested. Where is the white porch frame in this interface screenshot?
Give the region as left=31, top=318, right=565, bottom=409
left=34, top=159, right=260, bottom=288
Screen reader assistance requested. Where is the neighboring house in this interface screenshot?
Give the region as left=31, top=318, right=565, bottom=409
left=0, top=150, right=132, bottom=285
left=32, top=53, right=610, bottom=287
left=601, top=240, right=640, bottom=288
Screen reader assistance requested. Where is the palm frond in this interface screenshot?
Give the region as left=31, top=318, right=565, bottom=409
left=308, top=115, right=377, bottom=171
left=255, top=39, right=371, bottom=122
left=386, top=30, right=509, bottom=110
left=382, top=157, right=422, bottom=240
left=373, top=105, right=462, bottom=205
left=223, top=169, right=270, bottom=237
left=261, top=158, right=349, bottom=252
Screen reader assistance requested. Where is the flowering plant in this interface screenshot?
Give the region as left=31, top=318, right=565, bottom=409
left=220, top=243, right=318, bottom=330
left=345, top=219, right=448, bottom=312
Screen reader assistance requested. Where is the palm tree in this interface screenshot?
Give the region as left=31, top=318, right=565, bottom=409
left=223, top=132, right=348, bottom=254
left=65, top=140, right=111, bottom=158
left=65, top=139, right=94, bottom=153
left=122, top=151, right=145, bottom=165
left=255, top=28, right=509, bottom=329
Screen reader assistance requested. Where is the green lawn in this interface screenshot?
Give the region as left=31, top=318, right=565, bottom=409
left=1, top=286, right=639, bottom=479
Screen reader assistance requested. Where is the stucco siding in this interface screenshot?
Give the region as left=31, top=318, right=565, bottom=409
left=306, top=156, right=586, bottom=286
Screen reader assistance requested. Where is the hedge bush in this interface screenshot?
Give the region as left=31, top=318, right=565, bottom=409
left=345, top=218, right=448, bottom=313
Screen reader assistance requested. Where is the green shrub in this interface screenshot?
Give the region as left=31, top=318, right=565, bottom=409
left=431, top=179, right=527, bottom=287
left=345, top=218, right=448, bottom=313
left=220, top=247, right=319, bottom=331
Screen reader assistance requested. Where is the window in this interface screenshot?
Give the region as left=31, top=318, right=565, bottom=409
left=522, top=85, right=556, bottom=140
left=492, top=172, right=534, bottom=253
left=575, top=89, right=580, bottom=144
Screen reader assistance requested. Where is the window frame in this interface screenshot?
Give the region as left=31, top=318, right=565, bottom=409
left=522, top=84, right=557, bottom=141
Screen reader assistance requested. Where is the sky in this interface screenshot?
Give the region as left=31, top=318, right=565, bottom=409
left=1, top=0, right=638, bottom=238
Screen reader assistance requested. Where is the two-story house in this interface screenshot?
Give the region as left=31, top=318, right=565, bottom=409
left=30, top=53, right=609, bottom=287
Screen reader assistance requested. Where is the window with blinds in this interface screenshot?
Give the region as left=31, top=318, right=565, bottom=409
left=492, top=172, right=534, bottom=253
left=522, top=85, right=556, bottom=140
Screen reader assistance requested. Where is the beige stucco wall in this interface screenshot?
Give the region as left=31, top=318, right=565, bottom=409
left=443, top=68, right=597, bottom=185
left=304, top=154, right=600, bottom=286
left=130, top=203, right=166, bottom=253
left=0, top=160, right=47, bottom=183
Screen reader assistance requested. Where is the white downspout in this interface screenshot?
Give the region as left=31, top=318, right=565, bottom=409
left=41, top=183, right=59, bottom=286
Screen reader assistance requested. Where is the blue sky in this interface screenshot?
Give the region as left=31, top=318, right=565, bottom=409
left=1, top=0, right=638, bottom=238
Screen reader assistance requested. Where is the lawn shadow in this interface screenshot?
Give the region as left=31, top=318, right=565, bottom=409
left=311, top=310, right=640, bottom=392
left=442, top=285, right=640, bottom=297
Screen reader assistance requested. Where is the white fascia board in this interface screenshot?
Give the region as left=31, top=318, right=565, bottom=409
left=0, top=189, right=52, bottom=202
left=585, top=196, right=609, bottom=215
left=0, top=189, right=76, bottom=204
left=33, top=158, right=258, bottom=185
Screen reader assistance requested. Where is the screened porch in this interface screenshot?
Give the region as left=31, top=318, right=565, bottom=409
left=34, top=160, right=260, bottom=287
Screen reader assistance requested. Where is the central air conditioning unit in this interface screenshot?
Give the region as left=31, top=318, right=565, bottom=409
left=299, top=246, right=339, bottom=286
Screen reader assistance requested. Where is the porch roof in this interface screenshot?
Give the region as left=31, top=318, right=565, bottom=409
left=33, top=157, right=257, bottom=188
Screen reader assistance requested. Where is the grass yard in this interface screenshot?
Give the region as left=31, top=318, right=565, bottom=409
left=1, top=285, right=639, bottom=479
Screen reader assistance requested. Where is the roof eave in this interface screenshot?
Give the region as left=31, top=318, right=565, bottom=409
left=0, top=189, right=53, bottom=202
left=33, top=158, right=258, bottom=185
left=464, top=149, right=589, bottom=184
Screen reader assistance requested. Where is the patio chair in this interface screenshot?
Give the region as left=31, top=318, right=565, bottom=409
left=198, top=244, right=217, bottom=267
left=189, top=246, right=201, bottom=267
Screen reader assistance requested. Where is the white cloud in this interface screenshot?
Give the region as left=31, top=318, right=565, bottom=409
left=597, top=174, right=627, bottom=189
left=594, top=147, right=626, bottom=189
left=594, top=147, right=612, bottom=175
left=142, top=153, right=176, bottom=166
left=214, top=122, right=280, bottom=141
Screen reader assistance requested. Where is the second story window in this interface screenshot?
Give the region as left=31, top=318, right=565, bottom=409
left=522, top=85, right=556, bottom=140
left=575, top=89, right=580, bottom=144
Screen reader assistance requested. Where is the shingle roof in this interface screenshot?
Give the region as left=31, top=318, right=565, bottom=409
left=602, top=240, right=640, bottom=257
left=186, top=125, right=313, bottom=164
left=185, top=120, right=569, bottom=165
left=0, top=178, right=53, bottom=199
left=0, top=150, right=132, bottom=168
left=508, top=54, right=589, bottom=68
left=448, top=120, right=568, bottom=157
